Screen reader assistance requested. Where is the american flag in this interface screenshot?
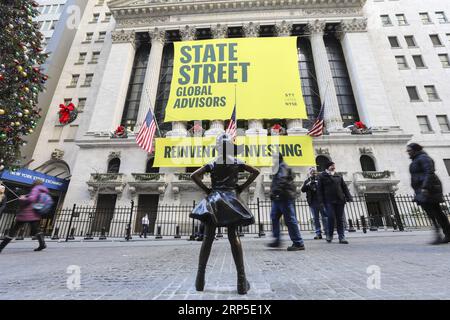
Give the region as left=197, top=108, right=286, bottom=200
left=225, top=104, right=237, bottom=139
left=307, top=101, right=325, bottom=137
left=136, top=110, right=157, bottom=153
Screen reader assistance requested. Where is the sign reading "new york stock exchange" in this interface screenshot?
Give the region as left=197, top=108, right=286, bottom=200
left=154, top=37, right=315, bottom=167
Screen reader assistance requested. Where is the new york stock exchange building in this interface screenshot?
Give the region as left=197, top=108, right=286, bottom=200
left=25, top=0, right=450, bottom=238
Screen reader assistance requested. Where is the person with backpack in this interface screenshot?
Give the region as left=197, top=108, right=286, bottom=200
left=0, top=179, right=52, bottom=253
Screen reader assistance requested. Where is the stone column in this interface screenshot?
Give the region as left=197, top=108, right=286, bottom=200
left=204, top=24, right=229, bottom=137
left=87, top=30, right=136, bottom=133
left=136, top=28, right=165, bottom=131
left=338, top=18, right=398, bottom=129
left=242, top=22, right=267, bottom=136
left=274, top=21, right=307, bottom=135
left=307, top=20, right=344, bottom=133
left=166, top=25, right=196, bottom=137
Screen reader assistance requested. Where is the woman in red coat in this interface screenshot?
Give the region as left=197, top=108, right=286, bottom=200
left=0, top=180, right=48, bottom=253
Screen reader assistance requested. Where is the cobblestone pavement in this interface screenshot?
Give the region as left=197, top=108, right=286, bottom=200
left=0, top=230, right=449, bottom=300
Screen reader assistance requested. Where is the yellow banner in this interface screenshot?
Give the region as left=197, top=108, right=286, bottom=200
left=164, top=37, right=307, bottom=122
left=153, top=136, right=315, bottom=167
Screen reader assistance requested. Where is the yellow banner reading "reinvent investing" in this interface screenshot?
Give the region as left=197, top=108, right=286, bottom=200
left=153, top=136, right=315, bottom=167
left=164, top=37, right=307, bottom=122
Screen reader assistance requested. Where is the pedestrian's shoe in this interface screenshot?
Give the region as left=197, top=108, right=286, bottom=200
left=430, top=237, right=448, bottom=245
left=0, top=236, right=13, bottom=253
left=195, top=268, right=205, bottom=291
left=139, top=234, right=142, bottom=238
left=339, top=238, right=349, bottom=244
left=287, top=243, right=305, bottom=251
left=267, top=240, right=281, bottom=248
left=326, top=236, right=333, bottom=243
left=237, top=273, right=250, bottom=295
left=196, top=236, right=204, bottom=241
left=314, top=234, right=322, bottom=240
left=34, top=233, right=47, bottom=252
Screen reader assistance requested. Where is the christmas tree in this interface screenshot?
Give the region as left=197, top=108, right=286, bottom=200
left=0, top=0, right=48, bottom=172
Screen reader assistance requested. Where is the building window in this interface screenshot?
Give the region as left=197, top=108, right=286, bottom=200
left=83, top=74, right=94, bottom=87
left=57, top=4, right=64, bottom=14
left=444, top=159, right=450, bottom=176
left=417, top=116, right=432, bottom=132
left=406, top=86, right=420, bottom=101
left=78, top=98, right=86, bottom=112
left=420, top=12, right=432, bottom=24
left=41, top=5, right=50, bottom=14
left=437, top=115, right=450, bottom=131
left=396, top=14, right=408, bottom=25
left=424, top=85, right=440, bottom=101
left=404, top=35, right=417, bottom=47
left=121, top=33, right=151, bottom=131
left=91, top=13, right=100, bottom=23
left=380, top=15, right=392, bottom=26
left=438, top=54, right=450, bottom=67
left=77, top=52, right=87, bottom=64
left=412, top=55, right=426, bottom=68
left=395, top=56, right=409, bottom=69
left=104, top=12, right=112, bottom=22
left=436, top=11, right=448, bottom=23
left=69, top=74, right=79, bottom=87
left=430, top=34, right=442, bottom=46
left=388, top=36, right=401, bottom=48
left=85, top=32, right=93, bottom=42
left=298, top=39, right=321, bottom=129
left=325, top=36, right=359, bottom=127
left=64, top=98, right=72, bottom=105
left=145, top=158, right=159, bottom=173
left=90, top=52, right=100, bottom=64
left=360, top=155, right=376, bottom=172
left=107, top=158, right=120, bottom=173
left=97, top=32, right=106, bottom=42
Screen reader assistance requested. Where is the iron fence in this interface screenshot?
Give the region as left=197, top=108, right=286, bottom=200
left=1, top=194, right=449, bottom=240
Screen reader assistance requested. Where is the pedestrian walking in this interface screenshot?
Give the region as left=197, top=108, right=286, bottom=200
left=267, top=153, right=305, bottom=251
left=139, top=214, right=150, bottom=238
left=0, top=179, right=49, bottom=253
left=190, top=133, right=259, bottom=295
left=196, top=222, right=205, bottom=241
left=0, top=184, right=7, bottom=218
left=407, top=143, right=450, bottom=244
left=317, top=161, right=353, bottom=244
left=301, top=167, right=328, bottom=240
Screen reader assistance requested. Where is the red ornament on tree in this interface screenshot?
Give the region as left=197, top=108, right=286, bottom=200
left=58, top=102, right=78, bottom=125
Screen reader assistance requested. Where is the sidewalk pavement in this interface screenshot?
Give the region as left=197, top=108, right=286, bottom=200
left=0, top=230, right=449, bottom=300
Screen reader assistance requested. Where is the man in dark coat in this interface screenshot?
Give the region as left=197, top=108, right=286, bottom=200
left=407, top=143, right=450, bottom=244
left=268, top=153, right=305, bottom=251
left=301, top=167, right=328, bottom=239
left=317, top=161, right=353, bottom=244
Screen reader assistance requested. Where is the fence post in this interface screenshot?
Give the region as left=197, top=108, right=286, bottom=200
left=348, top=219, right=356, bottom=232
left=189, top=201, right=196, bottom=240
left=216, top=227, right=223, bottom=238
left=51, top=227, right=59, bottom=240
left=361, top=215, right=367, bottom=234
left=126, top=200, right=134, bottom=241
left=389, top=193, right=404, bottom=231
left=99, top=227, right=107, bottom=240
left=238, top=225, right=244, bottom=237
left=257, top=198, right=265, bottom=237
left=65, top=204, right=77, bottom=242
left=174, top=225, right=181, bottom=238
left=68, top=228, right=75, bottom=240
left=16, top=227, right=25, bottom=240
left=155, top=225, right=162, bottom=239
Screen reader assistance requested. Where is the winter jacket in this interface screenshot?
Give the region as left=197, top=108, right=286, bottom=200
left=317, top=171, right=353, bottom=205
left=270, top=162, right=296, bottom=201
left=16, top=185, right=49, bottom=222
left=301, top=177, right=320, bottom=207
left=409, top=151, right=444, bottom=204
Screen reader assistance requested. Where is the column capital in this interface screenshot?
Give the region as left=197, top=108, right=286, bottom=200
left=211, top=24, right=228, bottom=39
left=111, top=30, right=136, bottom=46
left=180, top=25, right=196, bottom=41
left=337, top=18, right=368, bottom=39
left=242, top=22, right=260, bottom=38
left=306, top=20, right=326, bottom=36
left=149, top=27, right=166, bottom=45
left=274, top=20, right=293, bottom=37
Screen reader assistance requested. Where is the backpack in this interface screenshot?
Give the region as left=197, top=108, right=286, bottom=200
left=33, top=193, right=54, bottom=216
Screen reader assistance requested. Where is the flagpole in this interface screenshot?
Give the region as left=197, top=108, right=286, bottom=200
left=144, top=87, right=163, bottom=138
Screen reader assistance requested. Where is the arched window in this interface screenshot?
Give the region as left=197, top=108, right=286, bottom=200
left=316, top=156, right=330, bottom=172
left=145, top=158, right=159, bottom=173
left=107, top=158, right=121, bottom=173
left=360, top=155, right=376, bottom=172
